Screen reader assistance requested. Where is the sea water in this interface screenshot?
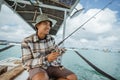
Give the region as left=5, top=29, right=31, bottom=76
left=0, top=45, right=21, bottom=60
left=62, top=49, right=120, bottom=80
left=0, top=45, right=120, bottom=80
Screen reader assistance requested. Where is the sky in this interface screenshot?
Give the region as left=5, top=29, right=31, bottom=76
left=0, top=0, right=120, bottom=50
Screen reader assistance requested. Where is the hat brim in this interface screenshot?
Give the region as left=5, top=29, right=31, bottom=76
left=35, top=20, right=53, bottom=30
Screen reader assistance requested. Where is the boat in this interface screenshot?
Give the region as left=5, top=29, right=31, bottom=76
left=0, top=0, right=80, bottom=80
left=0, top=0, right=119, bottom=80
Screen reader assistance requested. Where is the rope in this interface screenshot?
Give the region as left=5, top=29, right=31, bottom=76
left=10, top=0, right=26, bottom=11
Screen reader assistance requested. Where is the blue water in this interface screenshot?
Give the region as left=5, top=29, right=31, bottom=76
left=62, top=49, right=120, bottom=80
left=0, top=45, right=8, bottom=48
left=0, top=45, right=21, bottom=60
left=0, top=45, right=120, bottom=80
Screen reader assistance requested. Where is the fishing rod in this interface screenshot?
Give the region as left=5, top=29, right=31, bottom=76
left=57, top=0, right=113, bottom=46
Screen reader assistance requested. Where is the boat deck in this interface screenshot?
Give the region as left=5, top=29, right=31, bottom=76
left=14, top=70, right=28, bottom=80
left=0, top=57, right=26, bottom=80
left=0, top=57, right=55, bottom=80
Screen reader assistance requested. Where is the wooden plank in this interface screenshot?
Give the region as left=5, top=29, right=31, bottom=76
left=0, top=66, right=8, bottom=75
left=0, top=65, right=24, bottom=80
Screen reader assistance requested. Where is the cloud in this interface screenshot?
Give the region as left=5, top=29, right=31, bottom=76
left=67, top=8, right=117, bottom=34
left=96, top=36, right=118, bottom=47
left=80, top=38, right=88, bottom=43
left=0, top=4, right=35, bottom=42
left=85, top=8, right=117, bottom=33
left=0, top=3, right=119, bottom=49
left=0, top=24, right=34, bottom=41
left=56, top=3, right=119, bottom=49
left=70, top=35, right=119, bottom=49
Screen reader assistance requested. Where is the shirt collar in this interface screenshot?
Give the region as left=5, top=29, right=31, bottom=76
left=33, top=33, right=51, bottom=42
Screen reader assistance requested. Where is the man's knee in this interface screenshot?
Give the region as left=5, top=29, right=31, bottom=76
left=32, top=72, right=49, bottom=80
left=66, top=74, right=77, bottom=80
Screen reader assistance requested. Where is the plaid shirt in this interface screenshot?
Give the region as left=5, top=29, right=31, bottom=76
left=21, top=34, right=63, bottom=70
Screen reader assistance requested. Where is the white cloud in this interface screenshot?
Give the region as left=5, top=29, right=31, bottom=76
left=56, top=3, right=119, bottom=49
left=97, top=36, right=118, bottom=46
left=0, top=4, right=35, bottom=42
left=0, top=24, right=34, bottom=41
left=85, top=8, right=117, bottom=33
left=80, top=38, right=88, bottom=43
left=67, top=35, right=119, bottom=49
left=101, top=36, right=118, bottom=41
left=68, top=8, right=117, bottom=34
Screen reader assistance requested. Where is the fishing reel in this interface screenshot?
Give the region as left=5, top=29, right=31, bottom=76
left=51, top=48, right=67, bottom=55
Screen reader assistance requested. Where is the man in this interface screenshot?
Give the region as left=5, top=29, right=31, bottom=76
left=21, top=14, right=77, bottom=80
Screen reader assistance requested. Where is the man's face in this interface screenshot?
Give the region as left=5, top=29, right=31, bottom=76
left=37, top=21, right=51, bottom=35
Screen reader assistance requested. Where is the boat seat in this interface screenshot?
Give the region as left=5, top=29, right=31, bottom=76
left=0, top=65, right=24, bottom=80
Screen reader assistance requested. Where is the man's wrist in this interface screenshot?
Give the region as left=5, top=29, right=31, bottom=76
left=45, top=56, right=50, bottom=62
left=45, top=56, right=48, bottom=61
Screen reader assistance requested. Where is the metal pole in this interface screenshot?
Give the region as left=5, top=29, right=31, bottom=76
left=39, top=8, right=42, bottom=14
left=62, top=10, right=67, bottom=47
left=0, top=0, right=4, bottom=11
left=29, top=0, right=70, bottom=12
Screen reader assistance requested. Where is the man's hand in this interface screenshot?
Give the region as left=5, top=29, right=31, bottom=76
left=47, top=52, right=60, bottom=62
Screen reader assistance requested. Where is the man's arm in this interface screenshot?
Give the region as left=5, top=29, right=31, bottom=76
left=21, top=39, right=48, bottom=70
left=52, top=37, right=66, bottom=55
